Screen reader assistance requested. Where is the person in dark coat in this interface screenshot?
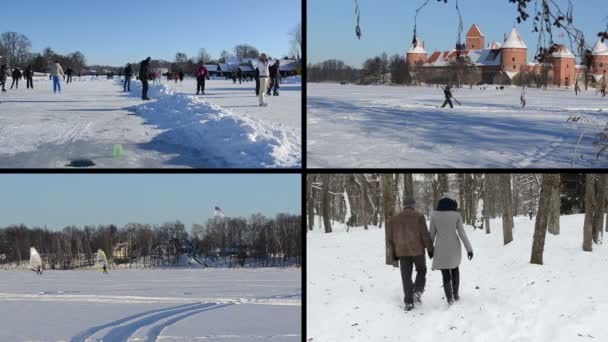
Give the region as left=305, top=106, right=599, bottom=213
left=430, top=193, right=473, bottom=305
left=139, top=57, right=151, bottom=100
left=0, top=64, right=7, bottom=92
left=123, top=63, right=133, bottom=92
left=387, top=198, right=434, bottom=312
left=179, top=71, right=184, bottom=82
left=10, top=68, right=22, bottom=89
left=195, top=64, right=209, bottom=95
left=24, top=65, right=34, bottom=89
left=237, top=68, right=243, bottom=84
left=254, top=67, right=260, bottom=95
left=66, top=68, right=73, bottom=83
left=267, top=60, right=281, bottom=96
left=441, top=85, right=454, bottom=108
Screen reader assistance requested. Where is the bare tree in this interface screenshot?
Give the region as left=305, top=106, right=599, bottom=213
left=321, top=174, right=332, bottom=233
left=197, top=48, right=211, bottom=64
left=531, top=174, right=560, bottom=265
left=382, top=174, right=396, bottom=266
left=500, top=174, right=514, bottom=245
left=583, top=174, right=596, bottom=252
left=0, top=32, right=31, bottom=67
left=234, top=44, right=260, bottom=59
left=289, top=23, right=302, bottom=60
left=547, top=174, right=561, bottom=235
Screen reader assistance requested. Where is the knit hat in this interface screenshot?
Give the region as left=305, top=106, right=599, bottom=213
left=403, top=198, right=416, bottom=208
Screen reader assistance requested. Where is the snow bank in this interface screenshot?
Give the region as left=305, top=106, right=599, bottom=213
left=308, top=214, right=608, bottom=342
left=123, top=80, right=301, bottom=168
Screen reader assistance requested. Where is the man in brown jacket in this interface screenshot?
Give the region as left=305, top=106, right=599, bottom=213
left=387, top=198, right=434, bottom=311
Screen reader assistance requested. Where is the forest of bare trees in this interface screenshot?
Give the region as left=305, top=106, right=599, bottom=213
left=0, top=213, right=301, bottom=269
left=307, top=174, right=605, bottom=265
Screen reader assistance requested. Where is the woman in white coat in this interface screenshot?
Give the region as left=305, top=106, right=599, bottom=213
left=430, top=193, right=474, bottom=305
left=251, top=53, right=271, bottom=107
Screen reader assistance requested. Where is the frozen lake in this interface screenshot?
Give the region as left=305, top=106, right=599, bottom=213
left=308, top=83, right=608, bottom=168
left=0, top=268, right=301, bottom=341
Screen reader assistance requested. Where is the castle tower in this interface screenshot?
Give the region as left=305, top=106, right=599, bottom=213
left=501, top=27, right=528, bottom=75
left=551, top=45, right=575, bottom=87
left=592, top=37, right=608, bottom=80
left=406, top=37, right=427, bottom=67
left=466, top=24, right=485, bottom=50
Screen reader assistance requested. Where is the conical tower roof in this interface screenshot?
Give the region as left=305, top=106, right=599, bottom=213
left=503, top=28, right=527, bottom=49
left=592, top=37, right=608, bottom=56
left=551, top=45, right=575, bottom=58
left=407, top=37, right=427, bottom=54
left=488, top=41, right=502, bottom=49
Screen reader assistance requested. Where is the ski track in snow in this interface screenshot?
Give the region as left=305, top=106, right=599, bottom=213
left=307, top=83, right=608, bottom=168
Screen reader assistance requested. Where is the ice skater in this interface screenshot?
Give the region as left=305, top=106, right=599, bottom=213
left=124, top=63, right=133, bottom=92
left=520, top=87, right=526, bottom=108
left=66, top=68, right=73, bottom=84
left=430, top=193, right=474, bottom=306
left=574, top=79, right=580, bottom=96
left=387, top=198, right=434, bottom=312
left=196, top=63, right=209, bottom=95
left=51, top=61, right=65, bottom=93
left=252, top=53, right=271, bottom=107
left=441, top=85, right=454, bottom=108
left=0, top=64, right=7, bottom=92
left=102, top=264, right=108, bottom=274
left=139, top=57, right=151, bottom=100
left=267, top=60, right=280, bottom=96
left=24, top=65, right=34, bottom=89
left=10, top=68, right=21, bottom=89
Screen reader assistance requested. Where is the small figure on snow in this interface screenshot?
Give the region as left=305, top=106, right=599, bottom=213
left=36, top=265, right=43, bottom=275
left=430, top=193, right=474, bottom=306
left=528, top=208, right=533, bottom=220
left=123, top=63, right=133, bottom=92
left=441, top=85, right=454, bottom=108
left=601, top=72, right=607, bottom=97
left=139, top=57, right=151, bottom=101
left=102, top=264, right=108, bottom=274
left=66, top=68, right=73, bottom=84
left=50, top=61, right=65, bottom=94
left=267, top=60, right=281, bottom=96
left=386, top=198, right=434, bottom=312
left=0, top=64, right=7, bottom=92
left=24, top=65, right=34, bottom=89
left=196, top=63, right=209, bottom=95
left=520, top=87, right=526, bottom=108
left=10, top=68, right=22, bottom=89
left=251, top=53, right=271, bottom=107
left=574, top=79, right=581, bottom=96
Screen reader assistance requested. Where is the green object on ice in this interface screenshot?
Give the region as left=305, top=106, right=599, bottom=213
left=113, top=144, right=123, bottom=159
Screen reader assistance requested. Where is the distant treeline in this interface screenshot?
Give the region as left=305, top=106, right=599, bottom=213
left=0, top=213, right=301, bottom=269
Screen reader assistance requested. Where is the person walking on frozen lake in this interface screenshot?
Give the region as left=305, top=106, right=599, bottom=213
left=387, top=198, right=434, bottom=312
left=139, top=57, right=151, bottom=100
left=441, top=85, right=454, bottom=108
left=267, top=60, right=281, bottom=96
left=10, top=68, right=22, bottom=89
left=252, top=53, right=271, bottom=106
left=123, top=63, right=133, bottom=92
left=0, top=64, right=7, bottom=92
left=66, top=68, right=73, bottom=84
left=196, top=63, right=209, bottom=95
left=24, top=65, right=34, bottom=89
left=430, top=193, right=473, bottom=306
left=50, top=61, right=65, bottom=93
left=574, top=79, right=581, bottom=96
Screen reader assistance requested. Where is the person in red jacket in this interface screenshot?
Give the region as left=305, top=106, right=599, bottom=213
left=196, top=64, right=209, bottom=95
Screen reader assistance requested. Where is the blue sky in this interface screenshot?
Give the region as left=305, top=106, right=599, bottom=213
left=5, top=0, right=300, bottom=66
left=0, top=174, right=300, bottom=230
left=308, top=0, right=608, bottom=67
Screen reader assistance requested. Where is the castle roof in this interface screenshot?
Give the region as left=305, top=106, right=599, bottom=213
left=592, top=37, right=608, bottom=56
left=467, top=24, right=484, bottom=37
left=407, top=38, right=427, bottom=54
left=488, top=41, right=502, bottom=49
left=424, top=48, right=501, bottom=67
left=503, top=27, right=527, bottom=49
left=551, top=45, right=575, bottom=59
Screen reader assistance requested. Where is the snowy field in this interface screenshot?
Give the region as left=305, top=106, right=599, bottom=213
left=0, top=268, right=301, bottom=341
left=0, top=77, right=301, bottom=168
left=307, top=214, right=608, bottom=342
left=308, top=83, right=608, bottom=168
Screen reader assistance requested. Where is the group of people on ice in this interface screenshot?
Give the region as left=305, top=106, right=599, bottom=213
left=0, top=64, right=35, bottom=91
left=387, top=193, right=473, bottom=311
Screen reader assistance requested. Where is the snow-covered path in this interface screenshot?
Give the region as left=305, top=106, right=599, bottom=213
left=0, top=268, right=301, bottom=341
left=307, top=83, right=608, bottom=168
left=307, top=215, right=608, bottom=342
left=0, top=77, right=301, bottom=168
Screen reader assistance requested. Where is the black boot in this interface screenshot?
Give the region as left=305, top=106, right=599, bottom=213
left=443, top=281, right=454, bottom=305
left=452, top=272, right=460, bottom=301
left=404, top=302, right=414, bottom=312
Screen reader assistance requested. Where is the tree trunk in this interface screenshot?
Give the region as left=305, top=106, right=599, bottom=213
left=483, top=174, right=491, bottom=234
left=403, top=174, right=414, bottom=204
left=321, top=174, right=332, bottom=233
left=382, top=174, right=397, bottom=266
left=530, top=174, right=560, bottom=265
left=438, top=174, right=449, bottom=194
left=583, top=174, right=595, bottom=252
left=592, top=174, right=607, bottom=244
left=307, top=175, right=315, bottom=231
left=500, top=174, right=514, bottom=245
left=360, top=174, right=369, bottom=230
left=547, top=174, right=561, bottom=235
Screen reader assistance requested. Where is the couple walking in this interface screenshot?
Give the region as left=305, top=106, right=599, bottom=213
left=387, top=193, right=473, bottom=311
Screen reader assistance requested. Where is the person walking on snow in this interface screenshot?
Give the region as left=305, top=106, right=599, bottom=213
left=123, top=63, right=133, bottom=92
left=10, top=68, right=22, bottom=89
left=24, top=65, right=34, bottom=89
left=267, top=60, right=281, bottom=96
left=430, top=193, right=473, bottom=306
left=441, top=85, right=454, bottom=108
left=0, top=64, right=7, bottom=92
left=387, top=198, right=434, bottom=312
left=196, top=64, right=209, bottom=95
left=51, top=61, right=65, bottom=93
left=66, top=68, right=74, bottom=83
left=574, top=79, right=581, bottom=96
left=139, top=57, right=151, bottom=100
left=252, top=53, right=271, bottom=106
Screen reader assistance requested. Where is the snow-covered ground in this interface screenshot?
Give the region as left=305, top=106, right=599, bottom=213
left=308, top=83, right=608, bottom=168
left=0, top=77, right=301, bottom=168
left=0, top=268, right=301, bottom=341
left=307, top=214, right=608, bottom=342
